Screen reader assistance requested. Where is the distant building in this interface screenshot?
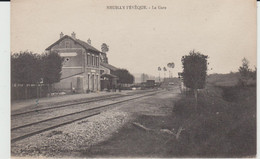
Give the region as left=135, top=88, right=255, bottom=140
left=100, top=62, right=118, bottom=75
left=99, top=62, right=118, bottom=90
left=45, top=32, right=102, bottom=93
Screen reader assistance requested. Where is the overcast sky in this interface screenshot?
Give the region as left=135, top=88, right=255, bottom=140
left=11, top=0, right=256, bottom=77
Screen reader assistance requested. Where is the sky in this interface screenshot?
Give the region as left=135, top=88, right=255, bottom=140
left=11, top=0, right=257, bottom=77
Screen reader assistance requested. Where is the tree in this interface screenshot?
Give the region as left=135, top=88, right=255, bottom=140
left=251, top=66, right=257, bottom=80
left=238, top=58, right=250, bottom=81
left=42, top=51, right=64, bottom=93
left=167, top=62, right=175, bottom=68
left=163, top=67, right=167, bottom=80
left=11, top=51, right=42, bottom=84
left=158, top=67, right=161, bottom=82
left=11, top=51, right=64, bottom=98
left=238, top=58, right=256, bottom=86
left=101, top=43, right=109, bottom=53
left=181, top=50, right=208, bottom=107
left=11, top=51, right=43, bottom=99
left=114, top=69, right=134, bottom=84
left=239, top=58, right=250, bottom=77
left=167, top=62, right=175, bottom=78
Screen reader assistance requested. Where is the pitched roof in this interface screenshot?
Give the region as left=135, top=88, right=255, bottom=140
left=45, top=35, right=101, bottom=54
left=100, top=62, right=118, bottom=71
left=75, top=39, right=100, bottom=53
left=101, top=73, right=118, bottom=79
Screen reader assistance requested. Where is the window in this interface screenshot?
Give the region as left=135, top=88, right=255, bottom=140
left=92, top=55, right=94, bottom=66
left=96, top=57, right=99, bottom=66
left=86, top=54, right=89, bottom=65
left=65, top=41, right=70, bottom=48
left=87, top=54, right=91, bottom=65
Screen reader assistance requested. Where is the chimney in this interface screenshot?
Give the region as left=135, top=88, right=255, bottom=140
left=87, top=38, right=91, bottom=45
left=71, top=32, right=76, bottom=39
left=60, top=32, right=64, bottom=39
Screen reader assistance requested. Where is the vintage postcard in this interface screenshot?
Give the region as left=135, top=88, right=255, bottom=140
left=10, top=0, right=256, bottom=158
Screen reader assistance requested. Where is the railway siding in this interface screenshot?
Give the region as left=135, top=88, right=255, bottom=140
left=11, top=90, right=163, bottom=144
left=11, top=90, right=158, bottom=129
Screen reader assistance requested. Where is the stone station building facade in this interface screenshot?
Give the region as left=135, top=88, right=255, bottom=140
left=45, top=32, right=103, bottom=93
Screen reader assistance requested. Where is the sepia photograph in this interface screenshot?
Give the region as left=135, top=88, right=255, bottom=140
left=10, top=0, right=256, bottom=158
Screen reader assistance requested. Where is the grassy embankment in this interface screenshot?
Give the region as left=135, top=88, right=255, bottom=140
left=170, top=73, right=256, bottom=157
left=83, top=73, right=256, bottom=157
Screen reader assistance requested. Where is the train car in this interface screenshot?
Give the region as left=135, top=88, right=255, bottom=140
left=146, top=80, right=155, bottom=88
left=140, top=80, right=156, bottom=89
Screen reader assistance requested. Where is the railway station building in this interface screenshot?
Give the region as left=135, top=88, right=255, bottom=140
left=45, top=32, right=103, bottom=93
left=45, top=32, right=118, bottom=93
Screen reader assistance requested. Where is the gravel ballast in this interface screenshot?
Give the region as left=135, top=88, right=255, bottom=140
left=11, top=110, right=131, bottom=158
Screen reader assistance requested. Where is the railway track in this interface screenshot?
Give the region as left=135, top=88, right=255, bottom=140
left=11, top=90, right=163, bottom=143
left=12, top=89, right=156, bottom=117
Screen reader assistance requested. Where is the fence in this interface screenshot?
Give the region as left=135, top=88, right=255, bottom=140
left=11, top=84, right=49, bottom=101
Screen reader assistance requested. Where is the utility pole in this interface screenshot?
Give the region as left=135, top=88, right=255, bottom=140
left=158, top=67, right=161, bottom=83
left=163, top=67, right=167, bottom=81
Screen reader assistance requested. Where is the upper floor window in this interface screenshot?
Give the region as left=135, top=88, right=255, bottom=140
left=92, top=55, right=95, bottom=66
left=87, top=54, right=91, bottom=65
left=65, top=41, right=70, bottom=48
left=96, top=57, right=99, bottom=66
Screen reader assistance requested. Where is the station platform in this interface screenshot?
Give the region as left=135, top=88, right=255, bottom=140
left=11, top=90, right=134, bottom=112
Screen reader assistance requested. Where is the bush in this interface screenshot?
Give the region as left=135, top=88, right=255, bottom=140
left=171, top=85, right=256, bottom=157
left=173, top=97, right=197, bottom=117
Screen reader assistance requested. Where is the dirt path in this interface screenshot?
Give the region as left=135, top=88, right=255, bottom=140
left=80, top=87, right=181, bottom=158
